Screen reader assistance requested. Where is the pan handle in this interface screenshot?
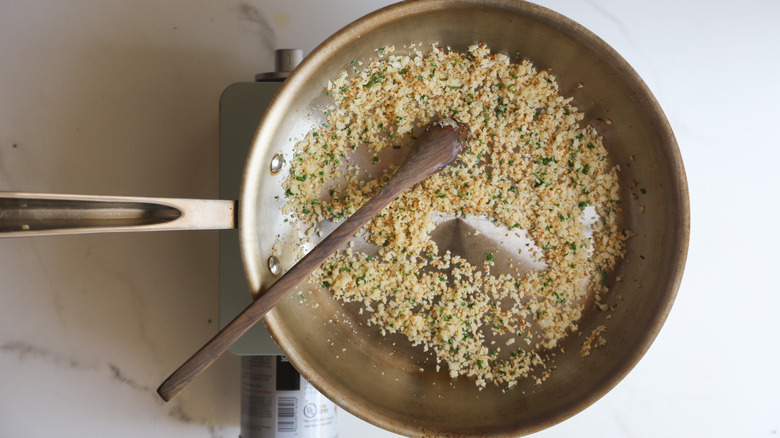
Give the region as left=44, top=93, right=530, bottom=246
left=0, top=192, right=236, bottom=237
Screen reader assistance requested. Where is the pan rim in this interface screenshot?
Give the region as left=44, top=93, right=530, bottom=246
left=239, top=0, right=690, bottom=435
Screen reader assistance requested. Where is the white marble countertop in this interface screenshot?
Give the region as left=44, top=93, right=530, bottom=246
left=1, top=0, right=778, bottom=437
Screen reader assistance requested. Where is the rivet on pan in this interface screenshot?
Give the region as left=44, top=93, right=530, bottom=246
left=268, top=255, right=281, bottom=276
left=269, top=154, right=284, bottom=175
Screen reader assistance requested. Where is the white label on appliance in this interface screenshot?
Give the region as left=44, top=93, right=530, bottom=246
left=241, top=356, right=338, bottom=438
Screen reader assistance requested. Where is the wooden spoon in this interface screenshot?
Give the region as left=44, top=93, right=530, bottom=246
left=157, top=120, right=468, bottom=401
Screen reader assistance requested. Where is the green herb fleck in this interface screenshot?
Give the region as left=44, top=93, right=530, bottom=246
left=598, top=265, right=609, bottom=286
left=363, top=67, right=387, bottom=88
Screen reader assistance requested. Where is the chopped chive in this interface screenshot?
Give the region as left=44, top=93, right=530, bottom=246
left=598, top=265, right=608, bottom=286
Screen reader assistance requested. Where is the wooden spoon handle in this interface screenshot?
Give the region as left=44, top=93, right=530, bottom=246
left=157, top=122, right=467, bottom=402
left=157, top=180, right=409, bottom=401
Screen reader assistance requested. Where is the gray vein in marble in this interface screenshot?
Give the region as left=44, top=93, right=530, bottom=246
left=1, top=341, right=154, bottom=397
left=0, top=341, right=91, bottom=369
left=29, top=240, right=69, bottom=329
left=107, top=365, right=212, bottom=430
left=236, top=2, right=277, bottom=53
left=109, top=363, right=152, bottom=393
left=168, top=404, right=194, bottom=423
left=611, top=406, right=639, bottom=438
left=2, top=340, right=208, bottom=428
left=2, top=341, right=149, bottom=392
left=86, top=249, right=164, bottom=374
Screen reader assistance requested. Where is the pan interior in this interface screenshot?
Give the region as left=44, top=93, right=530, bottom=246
left=239, top=1, right=688, bottom=436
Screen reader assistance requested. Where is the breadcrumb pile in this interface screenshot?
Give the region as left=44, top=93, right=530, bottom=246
left=281, top=44, right=629, bottom=390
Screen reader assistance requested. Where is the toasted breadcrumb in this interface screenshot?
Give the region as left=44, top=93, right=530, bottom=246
left=283, top=44, right=629, bottom=389
left=581, top=325, right=608, bottom=357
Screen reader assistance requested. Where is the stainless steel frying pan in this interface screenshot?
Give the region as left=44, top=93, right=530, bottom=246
left=0, top=1, right=689, bottom=436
